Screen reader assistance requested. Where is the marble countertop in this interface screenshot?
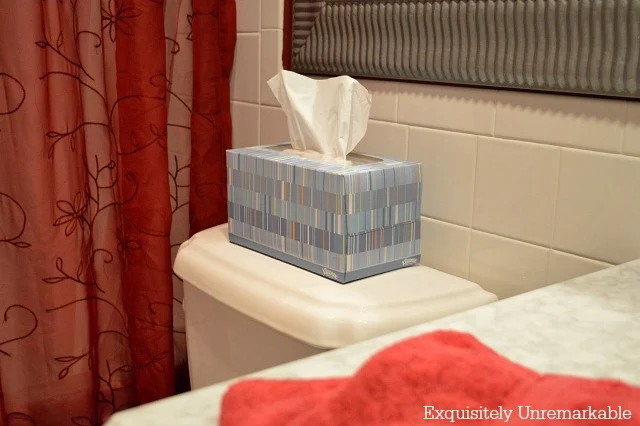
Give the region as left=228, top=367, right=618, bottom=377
left=106, top=259, right=640, bottom=426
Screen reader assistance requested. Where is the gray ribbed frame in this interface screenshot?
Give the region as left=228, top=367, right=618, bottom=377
left=289, top=0, right=640, bottom=99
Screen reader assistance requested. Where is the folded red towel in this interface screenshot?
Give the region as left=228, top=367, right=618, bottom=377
left=221, top=331, right=640, bottom=426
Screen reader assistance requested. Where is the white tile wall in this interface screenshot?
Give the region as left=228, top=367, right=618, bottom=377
left=553, top=150, right=640, bottom=264
left=473, top=137, right=561, bottom=246
left=354, top=120, right=408, bottom=160
left=397, top=83, right=496, bottom=135
left=420, top=217, right=471, bottom=280
left=546, top=251, right=612, bottom=286
left=495, top=90, right=627, bottom=153
left=231, top=4, right=639, bottom=299
left=232, top=101, right=260, bottom=148
left=360, top=79, right=399, bottom=122
left=259, top=105, right=289, bottom=146
left=260, top=30, right=282, bottom=106
left=470, top=231, right=550, bottom=299
left=261, top=0, right=284, bottom=29
left=408, top=128, right=476, bottom=226
left=236, top=0, right=260, bottom=32
left=624, top=103, right=640, bottom=157
left=231, top=34, right=260, bottom=103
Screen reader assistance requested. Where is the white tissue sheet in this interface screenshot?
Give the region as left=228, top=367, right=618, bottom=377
left=267, top=70, right=372, bottom=162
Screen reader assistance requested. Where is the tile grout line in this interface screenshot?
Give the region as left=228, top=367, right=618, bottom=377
left=620, top=102, right=630, bottom=154
left=258, top=1, right=263, bottom=107
left=465, top=228, right=473, bottom=281
left=471, top=223, right=554, bottom=249
left=547, top=148, right=564, bottom=251
left=232, top=100, right=261, bottom=107
left=475, top=225, right=615, bottom=266
left=384, top=119, right=638, bottom=159
left=549, top=249, right=615, bottom=267
left=491, top=94, right=498, bottom=137
left=394, top=83, right=400, bottom=123
left=467, top=135, right=480, bottom=279
left=403, top=125, right=410, bottom=160
left=257, top=103, right=262, bottom=146
left=468, top=136, right=480, bottom=230
left=542, top=144, right=560, bottom=290
left=542, top=248, right=552, bottom=286
left=423, top=215, right=614, bottom=266
left=258, top=1, right=263, bottom=145
left=257, top=40, right=264, bottom=106
left=423, top=215, right=472, bottom=230
left=537, top=136, right=558, bottom=285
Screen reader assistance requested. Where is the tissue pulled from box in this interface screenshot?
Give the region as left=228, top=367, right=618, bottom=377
left=267, top=70, right=372, bottom=162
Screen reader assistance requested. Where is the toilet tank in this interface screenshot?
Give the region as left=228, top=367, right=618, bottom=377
left=183, top=283, right=325, bottom=388
left=175, top=224, right=497, bottom=389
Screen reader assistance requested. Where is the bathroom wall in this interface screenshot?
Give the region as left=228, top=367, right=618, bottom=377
left=231, top=1, right=640, bottom=299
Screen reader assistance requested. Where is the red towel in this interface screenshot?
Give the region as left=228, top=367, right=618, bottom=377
left=221, top=331, right=640, bottom=426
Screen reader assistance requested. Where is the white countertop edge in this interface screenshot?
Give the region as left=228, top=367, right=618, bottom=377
left=106, top=259, right=640, bottom=426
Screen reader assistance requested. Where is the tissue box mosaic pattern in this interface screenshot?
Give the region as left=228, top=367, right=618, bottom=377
left=226, top=145, right=422, bottom=283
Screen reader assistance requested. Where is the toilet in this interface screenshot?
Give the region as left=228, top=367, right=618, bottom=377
left=174, top=224, right=497, bottom=389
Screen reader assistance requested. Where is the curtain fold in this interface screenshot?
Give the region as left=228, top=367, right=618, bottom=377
left=115, top=0, right=175, bottom=405
left=163, top=0, right=195, bottom=377
left=189, top=0, right=237, bottom=236
left=0, top=0, right=236, bottom=423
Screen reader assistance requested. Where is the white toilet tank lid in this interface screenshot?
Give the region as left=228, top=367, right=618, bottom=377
left=174, top=224, right=497, bottom=349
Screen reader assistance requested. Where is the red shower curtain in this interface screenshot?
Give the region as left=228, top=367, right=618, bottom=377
left=0, top=0, right=235, bottom=424
left=190, top=0, right=236, bottom=235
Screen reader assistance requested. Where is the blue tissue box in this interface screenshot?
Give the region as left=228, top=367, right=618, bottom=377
left=226, top=144, right=422, bottom=283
